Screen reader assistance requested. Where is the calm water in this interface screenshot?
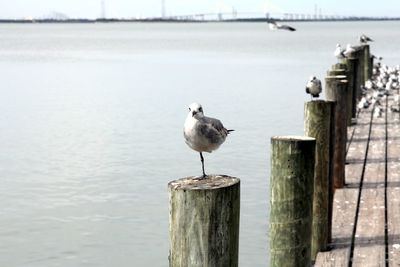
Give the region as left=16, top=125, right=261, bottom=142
left=1, top=21, right=400, bottom=267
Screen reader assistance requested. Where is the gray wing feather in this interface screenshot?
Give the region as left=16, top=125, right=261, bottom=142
left=198, top=116, right=228, bottom=143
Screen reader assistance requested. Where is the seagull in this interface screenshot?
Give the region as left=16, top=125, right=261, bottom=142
left=359, top=34, right=373, bottom=44
left=305, top=76, right=322, bottom=100
left=343, top=43, right=356, bottom=58
left=334, top=43, right=345, bottom=61
left=183, top=103, right=233, bottom=178
left=267, top=20, right=296, bottom=31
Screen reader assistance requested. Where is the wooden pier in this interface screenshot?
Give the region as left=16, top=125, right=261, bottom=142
left=168, top=42, right=400, bottom=267
left=315, top=96, right=400, bottom=266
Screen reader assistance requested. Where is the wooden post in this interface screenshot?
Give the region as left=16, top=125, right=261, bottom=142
left=362, top=44, right=371, bottom=80
left=325, top=76, right=348, bottom=189
left=168, top=175, right=240, bottom=267
left=327, top=65, right=346, bottom=77
left=304, top=100, right=333, bottom=261
left=270, top=136, right=316, bottom=267
left=345, top=55, right=358, bottom=122
left=354, top=46, right=365, bottom=101
left=329, top=62, right=354, bottom=126
left=332, top=63, right=347, bottom=72
left=327, top=100, right=336, bottom=244
left=369, top=55, right=374, bottom=78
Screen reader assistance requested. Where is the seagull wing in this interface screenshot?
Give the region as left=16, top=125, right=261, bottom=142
left=198, top=117, right=228, bottom=143
left=280, top=25, right=296, bottom=31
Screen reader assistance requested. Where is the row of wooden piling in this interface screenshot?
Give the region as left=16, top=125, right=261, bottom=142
left=270, top=44, right=372, bottom=266
left=168, top=44, right=372, bottom=267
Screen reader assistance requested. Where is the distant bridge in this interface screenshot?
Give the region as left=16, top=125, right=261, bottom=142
left=163, top=12, right=380, bottom=21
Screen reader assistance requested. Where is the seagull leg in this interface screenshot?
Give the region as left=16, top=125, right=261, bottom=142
left=199, top=152, right=206, bottom=178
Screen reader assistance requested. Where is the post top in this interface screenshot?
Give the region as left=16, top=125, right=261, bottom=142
left=305, top=99, right=328, bottom=104
left=168, top=175, right=240, bottom=190
left=326, top=75, right=347, bottom=79
left=271, top=135, right=316, bottom=142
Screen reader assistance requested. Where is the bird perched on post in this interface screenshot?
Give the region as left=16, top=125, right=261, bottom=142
left=343, top=43, right=356, bottom=58
left=305, top=76, right=322, bottom=100
left=334, top=43, right=346, bottom=61
left=359, top=34, right=373, bottom=44
left=183, top=103, right=233, bottom=179
left=267, top=19, right=296, bottom=31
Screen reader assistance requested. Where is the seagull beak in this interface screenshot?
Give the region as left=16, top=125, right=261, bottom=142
left=192, top=111, right=197, bottom=117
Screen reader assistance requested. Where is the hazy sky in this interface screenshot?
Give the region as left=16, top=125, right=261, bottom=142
left=0, top=0, right=398, bottom=19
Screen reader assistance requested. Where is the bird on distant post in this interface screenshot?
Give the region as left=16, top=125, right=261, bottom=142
left=334, top=43, right=346, bottom=61
left=359, top=34, right=373, bottom=44
left=305, top=76, right=322, bottom=100
left=183, top=103, right=234, bottom=179
left=267, top=19, right=296, bottom=31
left=343, top=43, right=356, bottom=58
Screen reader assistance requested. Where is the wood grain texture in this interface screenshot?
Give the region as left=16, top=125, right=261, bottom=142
left=168, top=175, right=240, bottom=267
left=270, top=136, right=315, bottom=267
left=352, top=112, right=386, bottom=267
left=386, top=100, right=400, bottom=266
left=315, top=248, right=350, bottom=267
left=344, top=58, right=356, bottom=124
left=325, top=77, right=349, bottom=189
left=304, top=100, right=333, bottom=260
left=362, top=45, right=371, bottom=80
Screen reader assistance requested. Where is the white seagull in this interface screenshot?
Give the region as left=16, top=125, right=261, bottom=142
left=305, top=76, right=322, bottom=100
left=334, top=43, right=345, bottom=61
left=359, top=34, right=373, bottom=44
left=343, top=43, right=356, bottom=58
left=183, top=103, right=233, bottom=178
left=267, top=20, right=296, bottom=31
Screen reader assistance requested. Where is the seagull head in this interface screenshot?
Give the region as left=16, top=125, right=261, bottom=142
left=188, top=102, right=204, bottom=118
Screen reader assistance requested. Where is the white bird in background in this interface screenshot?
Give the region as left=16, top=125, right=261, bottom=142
left=334, top=43, right=345, bottom=61
left=359, top=34, right=374, bottom=44
left=267, top=19, right=296, bottom=31
left=305, top=76, right=322, bottom=100
left=183, top=103, right=234, bottom=178
left=343, top=43, right=356, bottom=58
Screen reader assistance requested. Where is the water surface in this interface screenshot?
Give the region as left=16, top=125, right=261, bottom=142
left=1, top=21, right=399, bottom=266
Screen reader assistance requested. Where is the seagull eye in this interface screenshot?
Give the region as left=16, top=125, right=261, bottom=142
left=189, top=108, right=191, bottom=111
left=199, top=107, right=203, bottom=113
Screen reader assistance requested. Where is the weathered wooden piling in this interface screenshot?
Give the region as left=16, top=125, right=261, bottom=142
left=344, top=55, right=358, bottom=122
left=304, top=101, right=333, bottom=261
left=270, top=136, right=316, bottom=267
left=168, top=175, right=240, bottom=267
left=362, top=44, right=371, bottom=80
left=325, top=76, right=348, bottom=189
left=329, top=63, right=354, bottom=126
left=330, top=63, right=347, bottom=74
left=354, top=46, right=365, bottom=101
left=369, top=55, right=374, bottom=78
left=327, top=100, right=336, bottom=244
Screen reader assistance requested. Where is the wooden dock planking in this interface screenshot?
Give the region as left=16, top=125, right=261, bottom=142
left=314, top=112, right=370, bottom=267
left=345, top=119, right=370, bottom=185
left=331, top=189, right=359, bottom=245
left=315, top=111, right=370, bottom=266
left=315, top=96, right=400, bottom=266
left=387, top=103, right=400, bottom=266
left=352, top=113, right=386, bottom=267
left=315, top=248, right=350, bottom=267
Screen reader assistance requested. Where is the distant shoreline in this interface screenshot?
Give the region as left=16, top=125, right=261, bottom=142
left=1, top=17, right=400, bottom=24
